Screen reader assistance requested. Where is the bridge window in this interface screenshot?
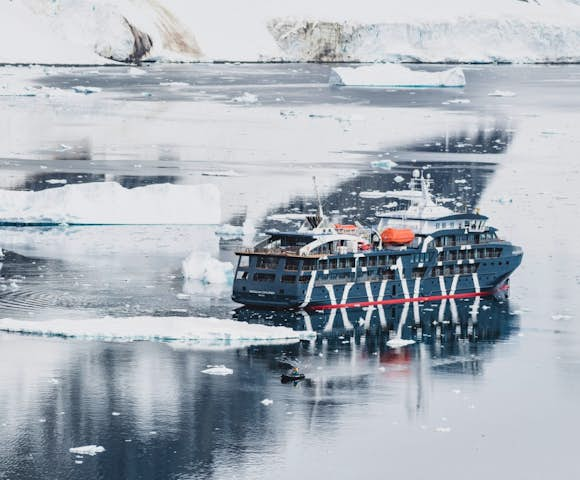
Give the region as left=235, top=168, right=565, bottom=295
left=285, top=259, right=299, bottom=271
left=319, top=259, right=329, bottom=270
left=368, top=256, right=377, bottom=267
left=378, top=255, right=387, bottom=266
left=236, top=271, right=248, bottom=280
left=298, top=275, right=311, bottom=283
left=302, top=259, right=316, bottom=271
left=254, top=273, right=275, bottom=282
left=256, top=256, right=279, bottom=270
left=281, top=275, right=297, bottom=283
left=238, top=255, right=249, bottom=268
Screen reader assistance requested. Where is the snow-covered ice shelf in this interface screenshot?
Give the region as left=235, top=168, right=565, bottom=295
left=0, top=182, right=220, bottom=225
left=0, top=316, right=311, bottom=344
left=329, top=64, right=465, bottom=88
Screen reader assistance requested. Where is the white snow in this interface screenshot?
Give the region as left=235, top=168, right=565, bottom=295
left=488, top=90, right=517, bottom=97
left=182, top=252, right=233, bottom=284
left=201, top=365, right=233, bottom=375
left=215, top=224, right=245, bottom=239
left=329, top=64, right=466, bottom=87
left=69, top=445, right=105, bottom=456
left=260, top=398, right=274, bottom=406
left=0, top=316, right=308, bottom=343
left=0, top=182, right=220, bottom=225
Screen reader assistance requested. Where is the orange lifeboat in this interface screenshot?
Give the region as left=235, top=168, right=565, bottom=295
left=381, top=228, right=415, bottom=245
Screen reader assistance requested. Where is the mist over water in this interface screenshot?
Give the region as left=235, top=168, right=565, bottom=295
left=0, top=63, right=579, bottom=479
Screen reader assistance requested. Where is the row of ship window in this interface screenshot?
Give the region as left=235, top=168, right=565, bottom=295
left=249, top=247, right=502, bottom=272
left=243, top=263, right=482, bottom=284
left=434, top=232, right=496, bottom=247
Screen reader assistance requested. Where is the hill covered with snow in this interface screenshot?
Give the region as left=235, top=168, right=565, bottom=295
left=2, top=0, right=580, bottom=64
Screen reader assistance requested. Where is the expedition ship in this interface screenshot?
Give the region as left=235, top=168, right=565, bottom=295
left=232, top=171, right=523, bottom=310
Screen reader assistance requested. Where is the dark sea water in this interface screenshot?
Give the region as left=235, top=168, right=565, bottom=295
left=0, top=63, right=579, bottom=479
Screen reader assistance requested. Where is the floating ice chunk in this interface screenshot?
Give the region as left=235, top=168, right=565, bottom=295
left=202, top=365, right=233, bottom=376
left=386, top=338, right=416, bottom=348
left=454, top=179, right=467, bottom=184
left=488, top=90, right=516, bottom=97
left=0, top=316, right=309, bottom=344
left=371, top=159, right=398, bottom=169
left=45, top=179, right=67, bottom=185
left=552, top=314, right=572, bottom=320
left=329, top=64, right=465, bottom=88
left=0, top=182, right=220, bottom=225
left=260, top=398, right=274, bottom=406
left=215, top=224, right=244, bottom=239
left=182, top=252, right=233, bottom=284
left=69, top=445, right=105, bottom=456
left=360, top=190, right=386, bottom=199
left=111, top=412, right=121, bottom=416
left=435, top=427, right=452, bottom=433
left=446, top=98, right=471, bottom=104
left=201, top=170, right=241, bottom=177
left=159, top=81, right=190, bottom=87
left=232, top=92, right=258, bottom=104
left=72, top=86, right=102, bottom=94
left=394, top=175, right=405, bottom=183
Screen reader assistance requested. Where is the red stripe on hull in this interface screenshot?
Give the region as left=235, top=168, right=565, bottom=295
left=307, top=285, right=508, bottom=311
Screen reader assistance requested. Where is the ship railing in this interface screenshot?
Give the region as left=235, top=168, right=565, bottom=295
left=236, top=247, right=325, bottom=258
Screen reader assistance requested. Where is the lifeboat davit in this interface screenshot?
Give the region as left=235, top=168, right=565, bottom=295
left=381, top=228, right=415, bottom=245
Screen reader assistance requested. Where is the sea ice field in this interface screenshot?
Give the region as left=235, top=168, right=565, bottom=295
left=0, top=63, right=579, bottom=479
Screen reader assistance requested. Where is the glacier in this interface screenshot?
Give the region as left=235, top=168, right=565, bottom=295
left=0, top=182, right=221, bottom=225
left=1, top=0, right=580, bottom=64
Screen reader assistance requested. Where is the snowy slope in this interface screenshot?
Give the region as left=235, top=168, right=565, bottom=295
left=1, top=0, right=580, bottom=63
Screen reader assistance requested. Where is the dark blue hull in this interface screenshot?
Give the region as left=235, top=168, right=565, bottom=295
left=232, top=242, right=522, bottom=309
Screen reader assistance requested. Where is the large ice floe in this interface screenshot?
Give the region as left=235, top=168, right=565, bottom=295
left=0, top=182, right=220, bottom=225
left=329, top=64, right=465, bottom=87
left=3, top=0, right=580, bottom=64
left=0, top=316, right=309, bottom=344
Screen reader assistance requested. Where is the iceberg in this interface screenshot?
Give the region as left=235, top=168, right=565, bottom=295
left=0, top=316, right=310, bottom=343
left=329, top=64, right=465, bottom=88
left=201, top=365, right=234, bottom=375
left=0, top=182, right=220, bottom=226
left=182, top=252, right=233, bottom=284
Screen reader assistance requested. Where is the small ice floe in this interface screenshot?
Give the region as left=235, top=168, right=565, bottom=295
left=359, top=190, right=386, bottom=199
left=454, top=179, right=467, bottom=184
left=69, top=445, right=105, bottom=456
left=182, top=252, right=233, bottom=284
left=488, top=90, right=516, bottom=97
left=329, top=64, right=465, bottom=88
left=201, top=170, right=241, bottom=177
left=446, top=98, right=471, bottom=104
left=552, top=314, right=572, bottom=320
left=175, top=293, right=190, bottom=300
left=75, top=460, right=83, bottom=465
left=371, top=159, right=398, bottom=169
left=159, top=81, right=190, bottom=87
left=215, top=224, right=244, bottom=240
left=72, top=86, right=102, bottom=94
left=201, top=365, right=233, bottom=376
left=435, top=427, right=451, bottom=433
left=386, top=338, right=416, bottom=348
left=49, top=378, right=60, bottom=384
left=260, top=398, right=274, bottom=406
left=232, top=92, right=258, bottom=104
left=111, top=412, right=121, bottom=416
left=394, top=175, right=405, bottom=183
left=45, top=179, right=67, bottom=185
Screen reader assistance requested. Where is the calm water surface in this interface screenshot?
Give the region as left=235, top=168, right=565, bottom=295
left=0, top=63, right=578, bottom=479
